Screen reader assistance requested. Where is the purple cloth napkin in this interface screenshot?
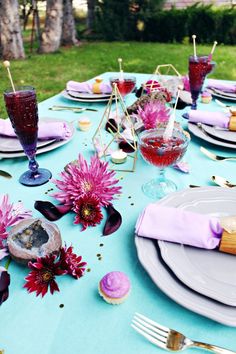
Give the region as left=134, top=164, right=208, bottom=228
left=136, top=204, right=222, bottom=249
left=188, top=110, right=231, bottom=129
left=66, top=80, right=112, bottom=94
left=0, top=119, right=72, bottom=141
left=207, top=79, right=236, bottom=94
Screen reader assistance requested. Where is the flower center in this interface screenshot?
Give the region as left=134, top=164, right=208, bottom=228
left=81, top=203, right=97, bottom=221
left=41, top=270, right=53, bottom=283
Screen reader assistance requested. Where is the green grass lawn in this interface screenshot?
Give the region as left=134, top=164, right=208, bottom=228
left=0, top=41, right=235, bottom=117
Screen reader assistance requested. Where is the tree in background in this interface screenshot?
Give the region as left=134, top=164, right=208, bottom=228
left=0, top=0, right=25, bottom=59
left=61, top=0, right=78, bottom=46
left=87, top=0, right=95, bottom=33
left=39, top=0, right=63, bottom=53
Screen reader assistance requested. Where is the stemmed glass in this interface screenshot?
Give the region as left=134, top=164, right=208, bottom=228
left=139, top=123, right=189, bottom=199
left=110, top=75, right=136, bottom=101
left=188, top=55, right=216, bottom=110
left=4, top=86, right=52, bottom=186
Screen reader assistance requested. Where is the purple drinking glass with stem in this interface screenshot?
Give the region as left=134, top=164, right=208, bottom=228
left=4, top=86, right=52, bottom=186
left=188, top=55, right=216, bottom=110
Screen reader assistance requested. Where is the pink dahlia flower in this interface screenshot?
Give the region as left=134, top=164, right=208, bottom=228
left=0, top=195, right=32, bottom=247
left=137, top=101, right=170, bottom=130
left=52, top=154, right=122, bottom=207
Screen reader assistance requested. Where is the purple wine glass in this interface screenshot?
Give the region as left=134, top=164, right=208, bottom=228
left=4, top=86, right=52, bottom=186
left=188, top=55, right=215, bottom=110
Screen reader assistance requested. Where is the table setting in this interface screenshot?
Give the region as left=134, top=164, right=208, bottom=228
left=0, top=37, right=236, bottom=354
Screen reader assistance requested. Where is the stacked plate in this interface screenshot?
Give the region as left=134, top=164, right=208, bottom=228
left=188, top=121, right=236, bottom=149
left=61, top=90, right=114, bottom=103
left=207, top=88, right=236, bottom=103
left=135, top=187, right=236, bottom=326
left=0, top=118, right=75, bottom=158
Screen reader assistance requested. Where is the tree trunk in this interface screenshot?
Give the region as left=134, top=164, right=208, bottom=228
left=86, top=0, right=95, bottom=32
left=0, top=0, right=25, bottom=60
left=61, top=0, right=78, bottom=46
left=39, top=0, right=63, bottom=53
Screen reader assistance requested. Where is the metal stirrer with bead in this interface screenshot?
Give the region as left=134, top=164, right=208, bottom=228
left=192, top=35, right=197, bottom=59
left=118, top=58, right=124, bottom=81
left=3, top=61, right=16, bottom=93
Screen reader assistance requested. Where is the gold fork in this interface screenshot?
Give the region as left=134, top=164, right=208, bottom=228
left=132, top=313, right=236, bottom=353
left=200, top=147, right=236, bottom=161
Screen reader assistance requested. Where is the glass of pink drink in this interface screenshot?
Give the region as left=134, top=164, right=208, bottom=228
left=4, top=86, right=52, bottom=186
left=139, top=124, right=189, bottom=199
left=110, top=75, right=136, bottom=98
left=189, top=55, right=215, bottom=110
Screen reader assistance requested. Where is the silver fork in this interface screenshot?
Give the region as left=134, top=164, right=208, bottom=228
left=200, top=147, right=236, bottom=161
left=131, top=313, right=236, bottom=354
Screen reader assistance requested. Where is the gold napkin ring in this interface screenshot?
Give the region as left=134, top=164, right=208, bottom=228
left=219, top=229, right=236, bottom=255
left=229, top=115, right=236, bottom=131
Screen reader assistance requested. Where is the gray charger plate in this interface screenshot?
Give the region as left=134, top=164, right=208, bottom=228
left=201, top=124, right=236, bottom=144
left=188, top=122, right=236, bottom=149
left=135, top=187, right=236, bottom=326
left=0, top=119, right=75, bottom=158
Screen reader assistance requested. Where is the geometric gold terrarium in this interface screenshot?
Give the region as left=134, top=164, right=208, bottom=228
left=92, top=84, right=138, bottom=172
left=142, top=64, right=182, bottom=96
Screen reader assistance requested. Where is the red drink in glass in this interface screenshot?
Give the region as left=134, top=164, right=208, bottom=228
left=4, top=88, right=38, bottom=159
left=139, top=125, right=189, bottom=199
left=189, top=55, right=215, bottom=109
left=140, top=136, right=186, bottom=168
left=110, top=76, right=136, bottom=97
left=4, top=86, right=52, bottom=186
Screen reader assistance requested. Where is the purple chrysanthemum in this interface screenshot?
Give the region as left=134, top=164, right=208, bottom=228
left=52, top=154, right=122, bottom=207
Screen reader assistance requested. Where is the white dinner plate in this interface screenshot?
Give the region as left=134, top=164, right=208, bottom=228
left=0, top=118, right=75, bottom=158
left=188, top=122, right=236, bottom=149
left=135, top=187, right=236, bottom=326
left=61, top=90, right=114, bottom=103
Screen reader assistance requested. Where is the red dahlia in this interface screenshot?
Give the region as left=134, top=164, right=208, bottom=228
left=24, top=254, right=67, bottom=297
left=73, top=195, right=103, bottom=231
left=60, top=245, right=87, bottom=279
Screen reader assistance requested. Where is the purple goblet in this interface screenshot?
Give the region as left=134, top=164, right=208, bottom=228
left=4, top=86, right=51, bottom=186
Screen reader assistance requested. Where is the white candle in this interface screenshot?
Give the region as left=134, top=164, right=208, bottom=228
left=111, top=149, right=127, bottom=164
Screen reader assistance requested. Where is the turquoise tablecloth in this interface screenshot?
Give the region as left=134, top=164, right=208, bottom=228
left=0, top=73, right=236, bottom=354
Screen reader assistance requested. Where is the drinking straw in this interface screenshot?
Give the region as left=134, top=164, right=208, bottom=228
left=118, top=58, right=124, bottom=81
left=192, top=35, right=197, bottom=58
left=163, top=89, right=180, bottom=141
left=3, top=61, right=16, bottom=93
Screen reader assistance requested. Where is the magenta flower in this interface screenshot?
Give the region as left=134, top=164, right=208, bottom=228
left=137, top=101, right=170, bottom=130
left=52, top=154, right=122, bottom=207
left=0, top=195, right=32, bottom=247
left=182, top=75, right=190, bottom=92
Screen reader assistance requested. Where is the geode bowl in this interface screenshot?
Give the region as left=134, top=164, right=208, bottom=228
left=7, top=218, right=62, bottom=265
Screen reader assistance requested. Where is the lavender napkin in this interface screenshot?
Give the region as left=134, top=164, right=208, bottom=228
left=136, top=204, right=222, bottom=249
left=207, top=79, right=236, bottom=94
left=66, top=80, right=112, bottom=94
left=188, top=110, right=231, bottom=129
left=0, top=119, right=72, bottom=141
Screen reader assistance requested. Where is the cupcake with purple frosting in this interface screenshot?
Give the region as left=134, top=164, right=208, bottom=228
left=98, top=271, right=131, bottom=304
